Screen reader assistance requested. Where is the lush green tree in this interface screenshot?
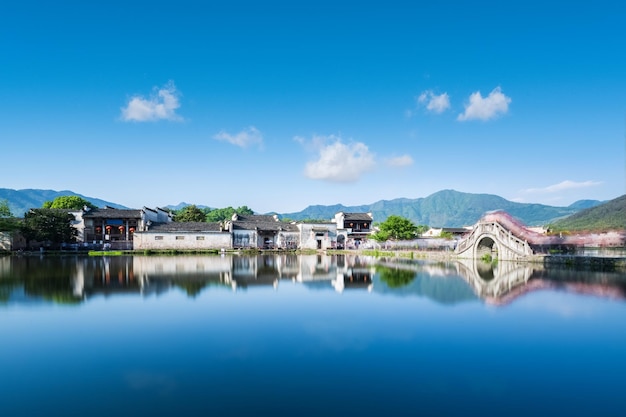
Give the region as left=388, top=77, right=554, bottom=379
left=21, top=209, right=77, bottom=246
left=371, top=215, right=419, bottom=241
left=175, top=205, right=206, bottom=222
left=416, top=224, right=430, bottom=236
left=439, top=231, right=454, bottom=240
left=205, top=206, right=254, bottom=222
left=0, top=200, right=19, bottom=233
left=42, top=195, right=97, bottom=210
left=0, top=200, right=11, bottom=217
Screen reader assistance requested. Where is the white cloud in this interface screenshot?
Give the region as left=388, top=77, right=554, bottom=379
left=213, top=126, right=263, bottom=148
left=120, top=81, right=183, bottom=122
left=457, top=86, right=511, bottom=121
left=417, top=90, right=450, bottom=114
left=386, top=155, right=413, bottom=167
left=300, top=135, right=376, bottom=182
left=523, top=180, right=603, bottom=194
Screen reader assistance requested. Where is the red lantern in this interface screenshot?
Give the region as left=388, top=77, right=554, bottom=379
left=105, top=226, right=111, bottom=233
left=129, top=227, right=135, bottom=234
left=118, top=226, right=125, bottom=233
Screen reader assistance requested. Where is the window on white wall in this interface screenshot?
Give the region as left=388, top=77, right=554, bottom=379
left=176, top=236, right=185, bottom=240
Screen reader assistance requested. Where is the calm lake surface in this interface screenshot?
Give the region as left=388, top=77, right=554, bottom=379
left=2, top=254, right=626, bottom=417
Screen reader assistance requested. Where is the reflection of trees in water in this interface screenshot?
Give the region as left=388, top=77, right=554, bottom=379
left=373, top=260, right=478, bottom=304
left=475, top=261, right=495, bottom=281
left=1, top=256, right=82, bottom=304
left=0, top=257, right=18, bottom=303
left=173, top=280, right=209, bottom=297
left=377, top=265, right=416, bottom=288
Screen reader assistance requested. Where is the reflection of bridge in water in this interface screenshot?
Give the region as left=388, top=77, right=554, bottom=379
left=455, top=258, right=534, bottom=303
left=454, top=257, right=626, bottom=305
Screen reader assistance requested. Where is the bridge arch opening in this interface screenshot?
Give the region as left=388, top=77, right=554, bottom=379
left=476, top=236, right=498, bottom=260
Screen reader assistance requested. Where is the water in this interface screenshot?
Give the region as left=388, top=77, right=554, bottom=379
left=1, top=254, right=626, bottom=417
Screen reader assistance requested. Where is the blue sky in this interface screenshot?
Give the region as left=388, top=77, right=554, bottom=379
left=1, top=1, right=624, bottom=213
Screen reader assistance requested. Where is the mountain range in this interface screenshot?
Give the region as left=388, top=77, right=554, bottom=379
left=1, top=188, right=605, bottom=227
left=277, top=189, right=603, bottom=227
left=0, top=188, right=127, bottom=217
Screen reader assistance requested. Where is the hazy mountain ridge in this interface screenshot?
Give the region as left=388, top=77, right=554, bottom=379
left=1, top=188, right=606, bottom=228
left=0, top=188, right=127, bottom=216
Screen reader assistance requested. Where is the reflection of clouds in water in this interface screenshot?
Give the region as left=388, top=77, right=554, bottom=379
left=125, top=371, right=178, bottom=395
left=514, top=291, right=601, bottom=318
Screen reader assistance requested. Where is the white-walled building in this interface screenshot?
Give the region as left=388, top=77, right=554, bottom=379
left=132, top=221, right=231, bottom=250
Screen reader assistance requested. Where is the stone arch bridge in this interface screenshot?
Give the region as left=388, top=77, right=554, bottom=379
left=455, top=211, right=536, bottom=261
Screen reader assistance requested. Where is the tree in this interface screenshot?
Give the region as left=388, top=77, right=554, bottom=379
left=0, top=200, right=19, bottom=233
left=205, top=206, right=254, bottom=222
left=21, top=209, right=77, bottom=247
left=42, top=195, right=97, bottom=210
left=371, top=215, right=419, bottom=241
left=416, top=224, right=429, bottom=236
left=175, top=205, right=206, bottom=222
left=0, top=200, right=11, bottom=217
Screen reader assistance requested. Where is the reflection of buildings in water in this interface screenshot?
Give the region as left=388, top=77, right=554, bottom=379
left=73, top=256, right=142, bottom=298
left=455, top=258, right=626, bottom=305
left=296, top=254, right=337, bottom=283
left=331, top=255, right=375, bottom=293
left=231, top=255, right=280, bottom=289
left=133, top=255, right=232, bottom=294
left=72, top=256, right=233, bottom=297
left=230, top=254, right=375, bottom=292
left=52, top=254, right=378, bottom=299
left=227, top=253, right=375, bottom=293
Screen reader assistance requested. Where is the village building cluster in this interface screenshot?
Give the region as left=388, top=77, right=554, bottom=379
left=10, top=206, right=376, bottom=251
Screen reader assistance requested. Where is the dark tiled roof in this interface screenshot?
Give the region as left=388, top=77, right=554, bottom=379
left=343, top=213, right=373, bottom=221
left=146, top=222, right=223, bottom=232
left=443, top=228, right=471, bottom=234
left=28, top=208, right=79, bottom=214
left=84, top=208, right=142, bottom=219
left=232, top=219, right=298, bottom=232
left=234, top=214, right=278, bottom=222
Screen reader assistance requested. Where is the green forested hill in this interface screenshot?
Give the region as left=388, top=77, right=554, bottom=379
left=0, top=188, right=126, bottom=217
left=280, top=189, right=600, bottom=227
left=549, top=194, right=626, bottom=231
